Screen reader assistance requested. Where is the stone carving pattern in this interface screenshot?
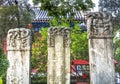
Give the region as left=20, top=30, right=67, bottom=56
left=7, top=28, right=31, bottom=50
left=87, top=12, right=113, bottom=38
left=48, top=27, right=70, bottom=47
left=63, top=28, right=70, bottom=47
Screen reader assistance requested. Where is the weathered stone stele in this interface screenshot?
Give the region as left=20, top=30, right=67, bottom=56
left=87, top=12, right=115, bottom=84
left=7, top=28, right=32, bottom=84
left=47, top=27, right=70, bottom=84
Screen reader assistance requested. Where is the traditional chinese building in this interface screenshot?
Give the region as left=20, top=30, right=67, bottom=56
left=31, top=7, right=88, bottom=32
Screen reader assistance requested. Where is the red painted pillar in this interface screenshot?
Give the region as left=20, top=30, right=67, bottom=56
left=4, top=38, right=7, bottom=55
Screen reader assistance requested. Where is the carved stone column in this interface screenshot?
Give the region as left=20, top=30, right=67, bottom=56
left=87, top=12, right=115, bottom=84
left=47, top=27, right=70, bottom=84
left=7, top=28, right=32, bottom=84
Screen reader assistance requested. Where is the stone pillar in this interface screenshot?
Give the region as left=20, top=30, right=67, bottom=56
left=47, top=27, right=70, bottom=84
left=87, top=12, right=115, bottom=84
left=7, top=28, right=32, bottom=84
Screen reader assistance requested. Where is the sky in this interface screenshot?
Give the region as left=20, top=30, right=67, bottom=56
left=29, top=0, right=33, bottom=6
left=92, top=0, right=99, bottom=11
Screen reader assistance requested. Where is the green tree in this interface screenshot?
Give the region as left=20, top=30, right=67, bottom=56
left=99, top=0, right=120, bottom=29
left=71, top=24, right=88, bottom=60
left=0, top=0, right=34, bottom=47
left=0, top=48, right=8, bottom=84
left=32, top=28, right=48, bottom=73
left=31, top=28, right=48, bottom=83
left=33, top=0, right=94, bottom=18
left=99, top=0, right=120, bottom=15
left=113, top=29, right=120, bottom=72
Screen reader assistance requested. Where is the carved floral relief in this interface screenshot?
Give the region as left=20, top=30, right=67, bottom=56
left=87, top=12, right=113, bottom=39
left=48, top=27, right=70, bottom=47
left=7, top=28, right=31, bottom=50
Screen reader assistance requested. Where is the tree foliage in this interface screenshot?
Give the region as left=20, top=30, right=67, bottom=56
left=71, top=24, right=88, bottom=60
left=99, top=0, right=120, bottom=15
left=99, top=0, right=120, bottom=27
left=0, top=48, right=8, bottom=79
left=113, top=29, right=120, bottom=72
left=33, top=0, right=94, bottom=18
left=32, top=28, right=48, bottom=73
left=0, top=0, right=34, bottom=47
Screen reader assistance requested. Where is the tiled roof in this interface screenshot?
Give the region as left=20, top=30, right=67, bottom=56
left=32, top=7, right=86, bottom=21
left=32, top=7, right=52, bottom=21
